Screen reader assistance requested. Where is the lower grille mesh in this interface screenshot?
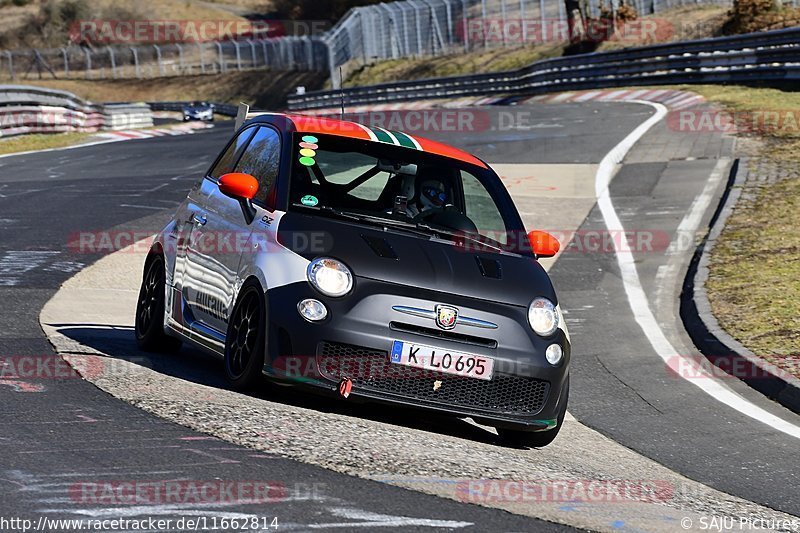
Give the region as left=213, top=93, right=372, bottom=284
left=317, top=341, right=549, bottom=415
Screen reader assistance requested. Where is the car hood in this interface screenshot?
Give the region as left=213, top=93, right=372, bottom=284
left=276, top=212, right=556, bottom=308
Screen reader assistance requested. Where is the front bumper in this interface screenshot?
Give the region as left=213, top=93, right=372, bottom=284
left=263, top=278, right=570, bottom=430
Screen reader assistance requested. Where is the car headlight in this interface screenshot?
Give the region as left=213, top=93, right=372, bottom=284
left=307, top=258, right=353, bottom=297
left=528, top=297, right=559, bottom=337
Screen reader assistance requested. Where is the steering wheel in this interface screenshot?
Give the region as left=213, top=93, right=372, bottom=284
left=413, top=204, right=457, bottom=223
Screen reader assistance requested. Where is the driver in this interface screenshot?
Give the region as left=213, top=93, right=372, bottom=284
left=403, top=165, right=455, bottom=218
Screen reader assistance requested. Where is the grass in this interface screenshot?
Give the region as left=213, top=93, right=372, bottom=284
left=706, top=173, right=800, bottom=367
left=686, top=85, right=800, bottom=162
left=15, top=70, right=328, bottom=109
left=689, top=85, right=800, bottom=373
left=345, top=43, right=567, bottom=88
left=0, top=132, right=92, bottom=155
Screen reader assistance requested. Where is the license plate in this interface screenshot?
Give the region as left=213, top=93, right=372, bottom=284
left=390, top=341, right=494, bottom=381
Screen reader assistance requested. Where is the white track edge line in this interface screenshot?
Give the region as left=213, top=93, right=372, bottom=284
left=596, top=99, right=800, bottom=439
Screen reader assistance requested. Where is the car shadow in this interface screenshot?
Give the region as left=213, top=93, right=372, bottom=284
left=50, top=324, right=507, bottom=447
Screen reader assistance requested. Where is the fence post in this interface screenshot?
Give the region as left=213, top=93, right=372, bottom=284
left=412, top=2, right=425, bottom=56
left=357, top=9, right=367, bottom=63
left=130, top=47, right=140, bottom=78
left=441, top=0, right=454, bottom=49
left=304, top=37, right=313, bottom=69
left=379, top=4, right=400, bottom=58
left=5, top=51, right=13, bottom=80
left=107, top=46, right=117, bottom=79
left=197, top=42, right=205, bottom=73
left=420, top=0, right=445, bottom=55
left=261, top=40, right=268, bottom=67
left=420, top=0, right=446, bottom=55
left=461, top=0, right=469, bottom=51
left=247, top=39, right=257, bottom=67
left=500, top=0, right=508, bottom=48
left=481, top=0, right=488, bottom=49
left=394, top=4, right=412, bottom=56
left=83, top=48, right=92, bottom=79
left=215, top=41, right=225, bottom=72
left=326, top=38, right=338, bottom=90
left=60, top=47, right=69, bottom=77
left=176, top=43, right=185, bottom=73
left=153, top=44, right=165, bottom=76
left=540, top=0, right=546, bottom=42
left=287, top=37, right=296, bottom=70
left=232, top=41, right=242, bottom=70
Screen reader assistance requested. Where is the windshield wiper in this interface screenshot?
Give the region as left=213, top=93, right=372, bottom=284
left=295, top=204, right=503, bottom=250
left=294, top=204, right=361, bottom=222
left=416, top=223, right=505, bottom=253
left=297, top=205, right=431, bottom=237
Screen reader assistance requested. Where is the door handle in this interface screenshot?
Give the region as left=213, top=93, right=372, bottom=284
left=192, top=214, right=207, bottom=226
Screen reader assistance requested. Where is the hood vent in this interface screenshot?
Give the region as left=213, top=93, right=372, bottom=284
left=362, top=234, right=398, bottom=260
left=475, top=256, right=502, bottom=279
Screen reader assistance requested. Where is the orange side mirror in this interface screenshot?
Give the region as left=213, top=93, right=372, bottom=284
left=218, top=172, right=258, bottom=201
left=528, top=230, right=560, bottom=258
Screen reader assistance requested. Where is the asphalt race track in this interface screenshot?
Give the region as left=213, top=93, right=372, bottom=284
left=1, top=101, right=799, bottom=531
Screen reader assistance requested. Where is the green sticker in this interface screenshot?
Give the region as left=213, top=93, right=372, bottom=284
left=301, top=135, right=319, bottom=144
left=301, top=195, right=319, bottom=207
left=299, top=148, right=317, bottom=158
left=299, top=156, right=316, bottom=167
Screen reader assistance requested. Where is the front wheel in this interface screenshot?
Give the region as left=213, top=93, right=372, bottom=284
left=224, top=282, right=266, bottom=391
left=135, top=255, right=182, bottom=353
left=497, top=375, right=569, bottom=448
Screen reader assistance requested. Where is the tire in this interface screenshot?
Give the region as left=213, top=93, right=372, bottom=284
left=224, top=282, right=266, bottom=391
left=135, top=255, right=182, bottom=353
left=497, top=375, right=569, bottom=448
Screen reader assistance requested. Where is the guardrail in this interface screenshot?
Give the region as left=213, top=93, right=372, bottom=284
left=287, top=26, right=800, bottom=110
left=0, top=85, right=155, bottom=138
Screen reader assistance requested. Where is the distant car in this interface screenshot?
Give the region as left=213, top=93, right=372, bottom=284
left=182, top=101, right=214, bottom=122
left=135, top=110, right=570, bottom=447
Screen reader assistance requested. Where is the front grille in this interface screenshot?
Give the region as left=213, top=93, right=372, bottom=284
left=317, top=341, right=549, bottom=415
left=389, top=321, right=497, bottom=348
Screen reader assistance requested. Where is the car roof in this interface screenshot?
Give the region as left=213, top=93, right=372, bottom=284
left=252, top=113, right=488, bottom=169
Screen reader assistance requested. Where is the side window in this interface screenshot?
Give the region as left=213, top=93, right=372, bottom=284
left=209, top=127, right=256, bottom=180
left=234, top=126, right=281, bottom=205
left=461, top=171, right=509, bottom=245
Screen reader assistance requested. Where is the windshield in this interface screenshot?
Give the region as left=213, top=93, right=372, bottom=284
left=288, top=133, right=518, bottom=249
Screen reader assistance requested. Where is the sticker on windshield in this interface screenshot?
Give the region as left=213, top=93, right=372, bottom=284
left=301, top=195, right=319, bottom=207
left=301, top=135, right=319, bottom=144
left=299, top=148, right=316, bottom=158
left=299, top=156, right=316, bottom=167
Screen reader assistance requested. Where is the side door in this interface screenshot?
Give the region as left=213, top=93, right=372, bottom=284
left=178, top=126, right=257, bottom=337
left=187, top=125, right=282, bottom=339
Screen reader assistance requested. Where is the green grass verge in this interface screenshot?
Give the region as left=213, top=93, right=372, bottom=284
left=688, top=85, right=800, bottom=372
left=0, top=132, right=92, bottom=155
left=706, top=176, right=800, bottom=366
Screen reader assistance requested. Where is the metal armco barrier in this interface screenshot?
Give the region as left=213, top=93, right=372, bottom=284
left=103, top=103, right=154, bottom=129
left=0, top=85, right=154, bottom=138
left=287, top=26, right=800, bottom=111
